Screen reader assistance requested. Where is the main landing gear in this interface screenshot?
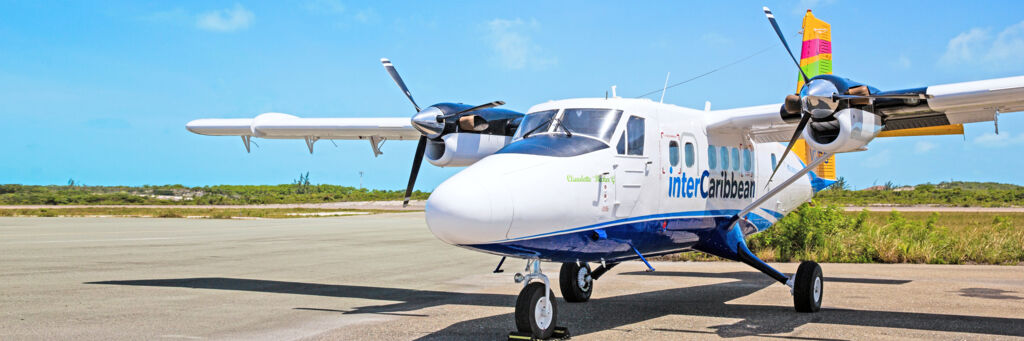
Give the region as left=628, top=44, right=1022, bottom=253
left=559, top=262, right=592, bottom=302
left=557, top=261, right=618, bottom=303
left=790, top=261, right=823, bottom=312
left=735, top=239, right=823, bottom=312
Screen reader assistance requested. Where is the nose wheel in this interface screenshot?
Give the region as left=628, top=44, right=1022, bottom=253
left=515, top=282, right=558, bottom=338
left=559, top=262, right=593, bottom=302
left=512, top=259, right=569, bottom=339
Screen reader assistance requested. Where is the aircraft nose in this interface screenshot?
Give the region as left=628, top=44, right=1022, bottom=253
left=425, top=164, right=513, bottom=245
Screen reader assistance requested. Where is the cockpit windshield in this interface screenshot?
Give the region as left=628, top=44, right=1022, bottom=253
left=555, top=108, right=622, bottom=143
left=513, top=108, right=623, bottom=144
left=513, top=110, right=557, bottom=140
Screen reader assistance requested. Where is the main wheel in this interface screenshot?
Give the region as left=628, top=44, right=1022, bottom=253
left=559, top=262, right=593, bottom=302
left=793, top=261, right=823, bottom=312
left=515, top=282, right=558, bottom=339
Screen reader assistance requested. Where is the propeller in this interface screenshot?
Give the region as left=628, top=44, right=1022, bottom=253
left=762, top=8, right=933, bottom=186
left=381, top=58, right=428, bottom=207
left=381, top=58, right=421, bottom=112
left=763, top=7, right=810, bottom=85
left=762, top=6, right=813, bottom=186
left=380, top=58, right=508, bottom=206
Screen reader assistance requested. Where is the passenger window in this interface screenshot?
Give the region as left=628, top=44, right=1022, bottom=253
left=771, top=153, right=778, bottom=170
left=616, top=132, right=626, bottom=154
left=707, top=145, right=717, bottom=169
left=720, top=146, right=729, bottom=170
left=731, top=148, right=740, bottom=171
left=684, top=142, right=695, bottom=167
left=626, top=116, right=645, bottom=155
left=668, top=141, right=680, bottom=166
left=743, top=149, right=752, bottom=172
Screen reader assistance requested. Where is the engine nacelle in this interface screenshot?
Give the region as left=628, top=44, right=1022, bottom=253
left=803, top=108, right=882, bottom=153
left=426, top=133, right=513, bottom=167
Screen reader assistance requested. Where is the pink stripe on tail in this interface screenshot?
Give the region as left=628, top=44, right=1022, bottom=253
left=800, top=39, right=831, bottom=59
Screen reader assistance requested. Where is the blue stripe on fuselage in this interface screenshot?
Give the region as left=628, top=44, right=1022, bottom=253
left=461, top=209, right=776, bottom=263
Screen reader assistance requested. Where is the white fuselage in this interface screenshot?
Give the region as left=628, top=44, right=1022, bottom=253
left=425, top=98, right=819, bottom=261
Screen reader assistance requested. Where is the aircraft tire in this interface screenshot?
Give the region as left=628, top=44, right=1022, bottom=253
left=793, top=261, right=823, bottom=312
left=559, top=262, right=593, bottom=302
left=515, top=282, right=558, bottom=339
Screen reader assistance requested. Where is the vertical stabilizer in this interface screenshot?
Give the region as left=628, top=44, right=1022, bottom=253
left=794, top=10, right=836, bottom=180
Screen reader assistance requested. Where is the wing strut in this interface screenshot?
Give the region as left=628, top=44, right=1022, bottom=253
left=727, top=152, right=834, bottom=229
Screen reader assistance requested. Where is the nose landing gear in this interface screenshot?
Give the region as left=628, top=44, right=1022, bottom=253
left=511, top=260, right=569, bottom=340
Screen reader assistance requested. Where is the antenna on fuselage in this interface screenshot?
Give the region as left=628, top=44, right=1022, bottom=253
left=611, top=85, right=618, bottom=98
left=659, top=72, right=671, bottom=103
left=704, top=101, right=711, bottom=111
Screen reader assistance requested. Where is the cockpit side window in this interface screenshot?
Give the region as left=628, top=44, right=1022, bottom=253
left=626, top=116, right=645, bottom=156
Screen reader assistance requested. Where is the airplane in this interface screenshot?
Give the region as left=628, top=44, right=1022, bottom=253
left=185, top=8, right=1024, bottom=339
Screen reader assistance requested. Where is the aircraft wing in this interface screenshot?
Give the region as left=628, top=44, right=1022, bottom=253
left=185, top=113, right=420, bottom=154
left=707, top=75, right=1024, bottom=143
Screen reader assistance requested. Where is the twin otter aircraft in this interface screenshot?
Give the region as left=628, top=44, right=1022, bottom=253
left=187, top=8, right=1024, bottom=339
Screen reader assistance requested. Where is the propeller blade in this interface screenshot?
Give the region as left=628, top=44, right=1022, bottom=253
left=763, top=7, right=810, bottom=84
left=766, top=113, right=812, bottom=186
left=381, top=58, right=421, bottom=112
left=403, top=136, right=428, bottom=207
left=440, top=100, right=506, bottom=120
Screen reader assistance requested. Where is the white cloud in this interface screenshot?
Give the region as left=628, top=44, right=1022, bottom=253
left=913, top=141, right=936, bottom=154
left=939, top=21, right=1024, bottom=69
left=487, top=18, right=556, bottom=70
left=196, top=4, right=254, bottom=32
left=972, top=132, right=1024, bottom=147
left=988, top=21, right=1024, bottom=62
left=939, top=28, right=989, bottom=65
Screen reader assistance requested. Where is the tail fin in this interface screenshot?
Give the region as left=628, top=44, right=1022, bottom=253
left=794, top=10, right=837, bottom=181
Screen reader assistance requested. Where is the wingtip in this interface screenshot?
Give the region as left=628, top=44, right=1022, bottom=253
left=380, top=58, right=391, bottom=64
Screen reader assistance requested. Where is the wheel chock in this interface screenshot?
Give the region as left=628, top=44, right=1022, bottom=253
left=508, top=326, right=570, bottom=340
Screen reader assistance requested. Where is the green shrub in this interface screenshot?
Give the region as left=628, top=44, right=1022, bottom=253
left=746, top=204, right=1024, bottom=265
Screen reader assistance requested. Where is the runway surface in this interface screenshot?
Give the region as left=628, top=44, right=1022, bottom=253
left=2, top=214, right=1023, bottom=340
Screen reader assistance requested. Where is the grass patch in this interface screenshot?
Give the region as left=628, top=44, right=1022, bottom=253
left=0, top=207, right=399, bottom=219
left=0, top=183, right=429, bottom=206
left=658, top=205, right=1024, bottom=265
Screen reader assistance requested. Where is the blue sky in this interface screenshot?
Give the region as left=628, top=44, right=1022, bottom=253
left=2, top=1, right=1024, bottom=191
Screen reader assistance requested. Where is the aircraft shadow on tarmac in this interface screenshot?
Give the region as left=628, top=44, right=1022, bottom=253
left=88, top=271, right=1024, bottom=340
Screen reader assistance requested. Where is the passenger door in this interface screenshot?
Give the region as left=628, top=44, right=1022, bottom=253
left=613, top=115, right=649, bottom=218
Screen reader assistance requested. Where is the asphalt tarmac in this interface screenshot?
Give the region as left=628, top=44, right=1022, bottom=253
left=2, top=213, right=1022, bottom=340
